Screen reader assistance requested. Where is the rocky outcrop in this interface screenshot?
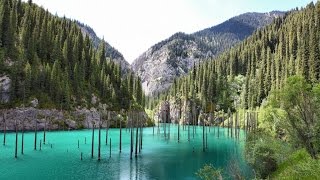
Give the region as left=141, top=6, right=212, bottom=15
left=154, top=99, right=223, bottom=126
left=0, top=108, right=147, bottom=131
left=132, top=11, right=284, bottom=96
left=132, top=32, right=211, bottom=96
left=0, top=75, right=11, bottom=103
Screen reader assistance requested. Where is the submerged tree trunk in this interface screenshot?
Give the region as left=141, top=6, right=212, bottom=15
left=130, top=112, right=133, bottom=160
left=91, top=122, right=95, bottom=158
left=3, top=110, right=6, bottom=145
left=206, top=121, right=208, bottom=149
left=246, top=111, right=249, bottom=132
left=235, top=112, right=238, bottom=139
left=153, top=111, right=155, bottom=136
left=178, top=122, right=180, bottom=143
left=21, top=119, right=24, bottom=155
left=15, top=120, right=18, bottom=158
left=188, top=115, right=190, bottom=142
left=98, top=114, right=101, bottom=161
left=164, top=111, right=167, bottom=139
left=217, top=112, right=220, bottom=138
left=106, top=120, right=108, bottom=145
left=34, top=116, right=37, bottom=150
left=106, top=111, right=110, bottom=145
left=157, top=106, right=160, bottom=134
left=109, top=138, right=111, bottom=158
left=228, top=109, right=230, bottom=137
left=203, top=117, right=205, bottom=152
left=135, top=116, right=139, bottom=157
left=178, top=98, right=181, bottom=142
left=43, top=117, right=46, bottom=144
left=140, top=112, right=143, bottom=151
left=230, top=113, right=233, bottom=138
left=120, top=113, right=122, bottom=153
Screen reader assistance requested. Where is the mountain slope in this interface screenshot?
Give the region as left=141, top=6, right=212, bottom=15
left=76, top=22, right=130, bottom=72
left=132, top=11, right=284, bottom=96
left=0, top=0, right=143, bottom=110
left=159, top=2, right=320, bottom=111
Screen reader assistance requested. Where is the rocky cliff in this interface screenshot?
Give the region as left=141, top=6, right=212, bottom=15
left=0, top=108, right=148, bottom=131
left=132, top=11, right=284, bottom=96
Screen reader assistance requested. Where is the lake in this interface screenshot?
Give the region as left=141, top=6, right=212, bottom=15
left=0, top=124, right=252, bottom=179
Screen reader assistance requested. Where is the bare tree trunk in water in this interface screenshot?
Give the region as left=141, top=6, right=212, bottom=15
left=135, top=113, right=139, bottom=157
left=43, top=116, right=47, bottom=144
left=15, top=120, right=18, bottom=158
left=91, top=121, right=95, bottom=158
left=34, top=113, right=37, bottom=150
left=98, top=113, right=101, bottom=161
left=202, top=116, right=205, bottom=152
left=21, top=118, right=25, bottom=154
left=119, top=112, right=122, bottom=153
left=3, top=110, right=6, bottom=145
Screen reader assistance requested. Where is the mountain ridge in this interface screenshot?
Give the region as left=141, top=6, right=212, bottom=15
left=76, top=22, right=131, bottom=72
left=132, top=11, right=284, bottom=96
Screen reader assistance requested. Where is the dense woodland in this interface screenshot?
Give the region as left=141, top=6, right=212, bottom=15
left=0, top=0, right=144, bottom=110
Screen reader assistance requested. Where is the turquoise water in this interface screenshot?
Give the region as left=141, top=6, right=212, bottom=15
left=0, top=124, right=251, bottom=179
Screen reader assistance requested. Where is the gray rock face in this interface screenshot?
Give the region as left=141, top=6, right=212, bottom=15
left=132, top=11, right=284, bottom=96
left=0, top=75, right=11, bottom=103
left=132, top=33, right=211, bottom=96
left=154, top=100, right=211, bottom=126
left=0, top=108, right=146, bottom=131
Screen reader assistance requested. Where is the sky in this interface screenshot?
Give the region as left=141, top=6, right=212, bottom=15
left=26, top=0, right=316, bottom=64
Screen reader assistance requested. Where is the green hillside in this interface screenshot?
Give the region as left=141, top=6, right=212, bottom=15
left=0, top=0, right=144, bottom=110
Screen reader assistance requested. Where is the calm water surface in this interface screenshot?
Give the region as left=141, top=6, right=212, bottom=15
left=0, top=124, right=252, bottom=179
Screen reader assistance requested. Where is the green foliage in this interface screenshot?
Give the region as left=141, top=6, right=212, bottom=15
left=257, top=105, right=287, bottom=137
left=277, top=76, right=320, bottom=159
left=196, top=164, right=223, bottom=180
left=272, top=149, right=320, bottom=179
left=0, top=0, right=144, bottom=110
left=245, top=131, right=293, bottom=179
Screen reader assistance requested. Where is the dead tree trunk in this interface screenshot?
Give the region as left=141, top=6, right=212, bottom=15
left=139, top=113, right=143, bottom=152
left=235, top=112, right=238, bottom=139
left=34, top=115, right=37, bottom=150
left=15, top=120, right=18, bottom=158
left=157, top=106, right=160, bottom=134
left=202, top=116, right=205, bottom=152
left=130, top=112, right=133, bottom=160
left=217, top=112, right=220, bottom=138
left=3, top=110, right=6, bottom=146
left=43, top=116, right=47, bottom=144
left=21, top=119, right=25, bottom=154
left=135, top=114, right=139, bottom=157
left=228, top=109, right=230, bottom=137
left=230, top=113, right=233, bottom=138
left=91, top=122, right=95, bottom=158
left=152, top=111, right=155, bottom=136
left=98, top=113, right=101, bottom=161
left=120, top=112, right=122, bottom=153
